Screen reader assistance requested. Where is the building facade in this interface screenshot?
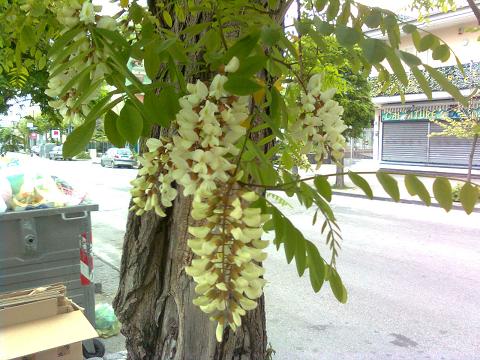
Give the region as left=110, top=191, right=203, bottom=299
left=369, top=5, right=480, bottom=170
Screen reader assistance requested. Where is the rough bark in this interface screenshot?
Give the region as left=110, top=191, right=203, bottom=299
left=335, top=156, right=345, bottom=188
left=113, top=2, right=292, bottom=359
left=467, top=133, right=478, bottom=182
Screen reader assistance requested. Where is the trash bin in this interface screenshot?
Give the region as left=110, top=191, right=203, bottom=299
left=0, top=204, right=102, bottom=357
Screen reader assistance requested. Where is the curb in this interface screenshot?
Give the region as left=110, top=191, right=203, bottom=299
left=94, top=253, right=121, bottom=273
left=331, top=190, right=480, bottom=213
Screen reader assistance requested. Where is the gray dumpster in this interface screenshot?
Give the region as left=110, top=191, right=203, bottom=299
left=0, top=204, right=98, bottom=327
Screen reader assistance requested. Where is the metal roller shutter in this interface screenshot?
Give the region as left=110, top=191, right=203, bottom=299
left=428, top=123, right=480, bottom=167
left=382, top=121, right=429, bottom=163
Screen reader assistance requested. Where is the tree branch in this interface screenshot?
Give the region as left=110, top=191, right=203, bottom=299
left=467, top=0, right=480, bottom=25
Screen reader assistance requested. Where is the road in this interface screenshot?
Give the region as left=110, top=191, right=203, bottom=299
left=27, top=158, right=480, bottom=359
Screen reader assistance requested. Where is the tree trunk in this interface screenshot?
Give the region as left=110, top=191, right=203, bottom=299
left=113, top=2, right=292, bottom=359
left=467, top=133, right=478, bottom=182
left=335, top=156, right=345, bottom=188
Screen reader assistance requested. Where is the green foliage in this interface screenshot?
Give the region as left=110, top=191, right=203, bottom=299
left=433, top=177, right=453, bottom=212
left=2, top=0, right=477, bottom=311
left=0, top=128, right=23, bottom=154
left=459, top=182, right=479, bottom=214
left=74, top=151, right=91, bottom=160
left=404, top=174, right=431, bottom=206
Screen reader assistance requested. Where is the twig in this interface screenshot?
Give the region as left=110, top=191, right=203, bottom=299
left=239, top=170, right=480, bottom=190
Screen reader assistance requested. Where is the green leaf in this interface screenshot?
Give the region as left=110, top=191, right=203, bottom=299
left=48, top=26, right=83, bottom=57
left=270, top=87, right=287, bottom=128
left=412, top=30, right=422, bottom=50
left=360, top=38, right=386, bottom=63
left=432, top=177, right=453, bottom=212
left=163, top=11, right=173, bottom=27
left=315, top=20, right=334, bottom=35
left=295, top=232, right=307, bottom=277
left=295, top=20, right=311, bottom=36
left=58, top=64, right=96, bottom=98
left=315, top=0, right=328, bottom=11
left=226, top=31, right=261, bottom=60
left=144, top=46, right=161, bottom=79
left=432, top=44, right=450, bottom=62
left=314, top=176, right=332, bottom=202
left=335, top=25, right=361, bottom=47
left=365, top=8, right=382, bottom=29
left=237, top=55, right=267, bottom=76
left=118, top=100, right=143, bottom=145
left=418, top=34, right=437, bottom=52
left=224, top=76, right=262, bottom=95
left=402, top=24, right=417, bottom=33
left=459, top=182, right=479, bottom=215
left=326, top=0, right=340, bottom=22
left=130, top=3, right=144, bottom=23
left=282, top=221, right=296, bottom=264
left=399, top=51, right=422, bottom=67
left=376, top=172, right=400, bottom=202
left=386, top=49, right=408, bottom=86
left=104, top=110, right=125, bottom=148
left=424, top=65, right=468, bottom=106
left=404, top=174, right=431, bottom=206
left=411, top=67, right=432, bottom=99
left=348, top=171, right=373, bottom=199
left=384, top=14, right=400, bottom=48
left=261, top=26, right=282, bottom=46
left=328, top=267, right=347, bottom=303
left=63, top=120, right=95, bottom=158
left=144, top=87, right=180, bottom=127
left=306, top=241, right=325, bottom=293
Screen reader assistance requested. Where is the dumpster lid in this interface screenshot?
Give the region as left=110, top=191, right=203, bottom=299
left=0, top=204, right=99, bottom=221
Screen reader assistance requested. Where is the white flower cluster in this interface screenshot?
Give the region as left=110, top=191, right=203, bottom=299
left=46, top=1, right=116, bottom=125
left=170, top=58, right=249, bottom=197
left=186, top=189, right=270, bottom=342
left=129, top=58, right=271, bottom=341
left=129, top=138, right=177, bottom=217
left=292, top=73, right=347, bottom=167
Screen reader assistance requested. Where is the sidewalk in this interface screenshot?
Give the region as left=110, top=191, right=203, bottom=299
left=296, top=159, right=478, bottom=211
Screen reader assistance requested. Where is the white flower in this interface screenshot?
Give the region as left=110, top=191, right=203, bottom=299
left=209, top=74, right=229, bottom=99
left=97, top=16, right=116, bottom=31
left=79, top=1, right=95, bottom=24
left=307, top=73, right=324, bottom=96
left=225, top=56, right=240, bottom=73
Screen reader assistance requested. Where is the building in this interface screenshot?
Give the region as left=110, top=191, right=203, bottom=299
left=369, top=5, right=480, bottom=170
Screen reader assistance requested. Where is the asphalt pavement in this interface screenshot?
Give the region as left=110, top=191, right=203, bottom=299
left=13, top=156, right=480, bottom=359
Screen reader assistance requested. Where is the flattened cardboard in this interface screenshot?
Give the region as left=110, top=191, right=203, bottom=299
left=15, top=342, right=83, bottom=360
left=0, top=310, right=98, bottom=360
left=0, top=298, right=57, bottom=328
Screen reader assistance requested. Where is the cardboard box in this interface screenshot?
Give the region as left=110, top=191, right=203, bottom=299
left=0, top=284, right=98, bottom=360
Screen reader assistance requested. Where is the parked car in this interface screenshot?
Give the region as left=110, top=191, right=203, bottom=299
left=31, top=145, right=40, bottom=156
left=49, top=145, right=69, bottom=160
left=100, top=148, right=136, bottom=168
left=40, top=143, right=56, bottom=158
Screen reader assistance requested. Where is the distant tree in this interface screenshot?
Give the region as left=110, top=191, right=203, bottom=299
left=285, top=34, right=374, bottom=186
left=0, top=128, right=23, bottom=155
left=430, top=104, right=480, bottom=182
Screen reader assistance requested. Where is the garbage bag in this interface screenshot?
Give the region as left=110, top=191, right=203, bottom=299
left=95, top=304, right=121, bottom=338
left=0, top=157, right=88, bottom=211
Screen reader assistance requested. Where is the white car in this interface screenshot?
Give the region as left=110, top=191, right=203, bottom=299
left=100, top=148, right=136, bottom=168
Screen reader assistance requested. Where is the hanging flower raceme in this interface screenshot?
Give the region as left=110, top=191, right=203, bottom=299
left=46, top=0, right=116, bottom=125
left=170, top=60, right=249, bottom=197
left=292, top=73, right=347, bottom=167
left=185, top=188, right=270, bottom=342
left=129, top=137, right=176, bottom=217
left=127, top=57, right=271, bottom=341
